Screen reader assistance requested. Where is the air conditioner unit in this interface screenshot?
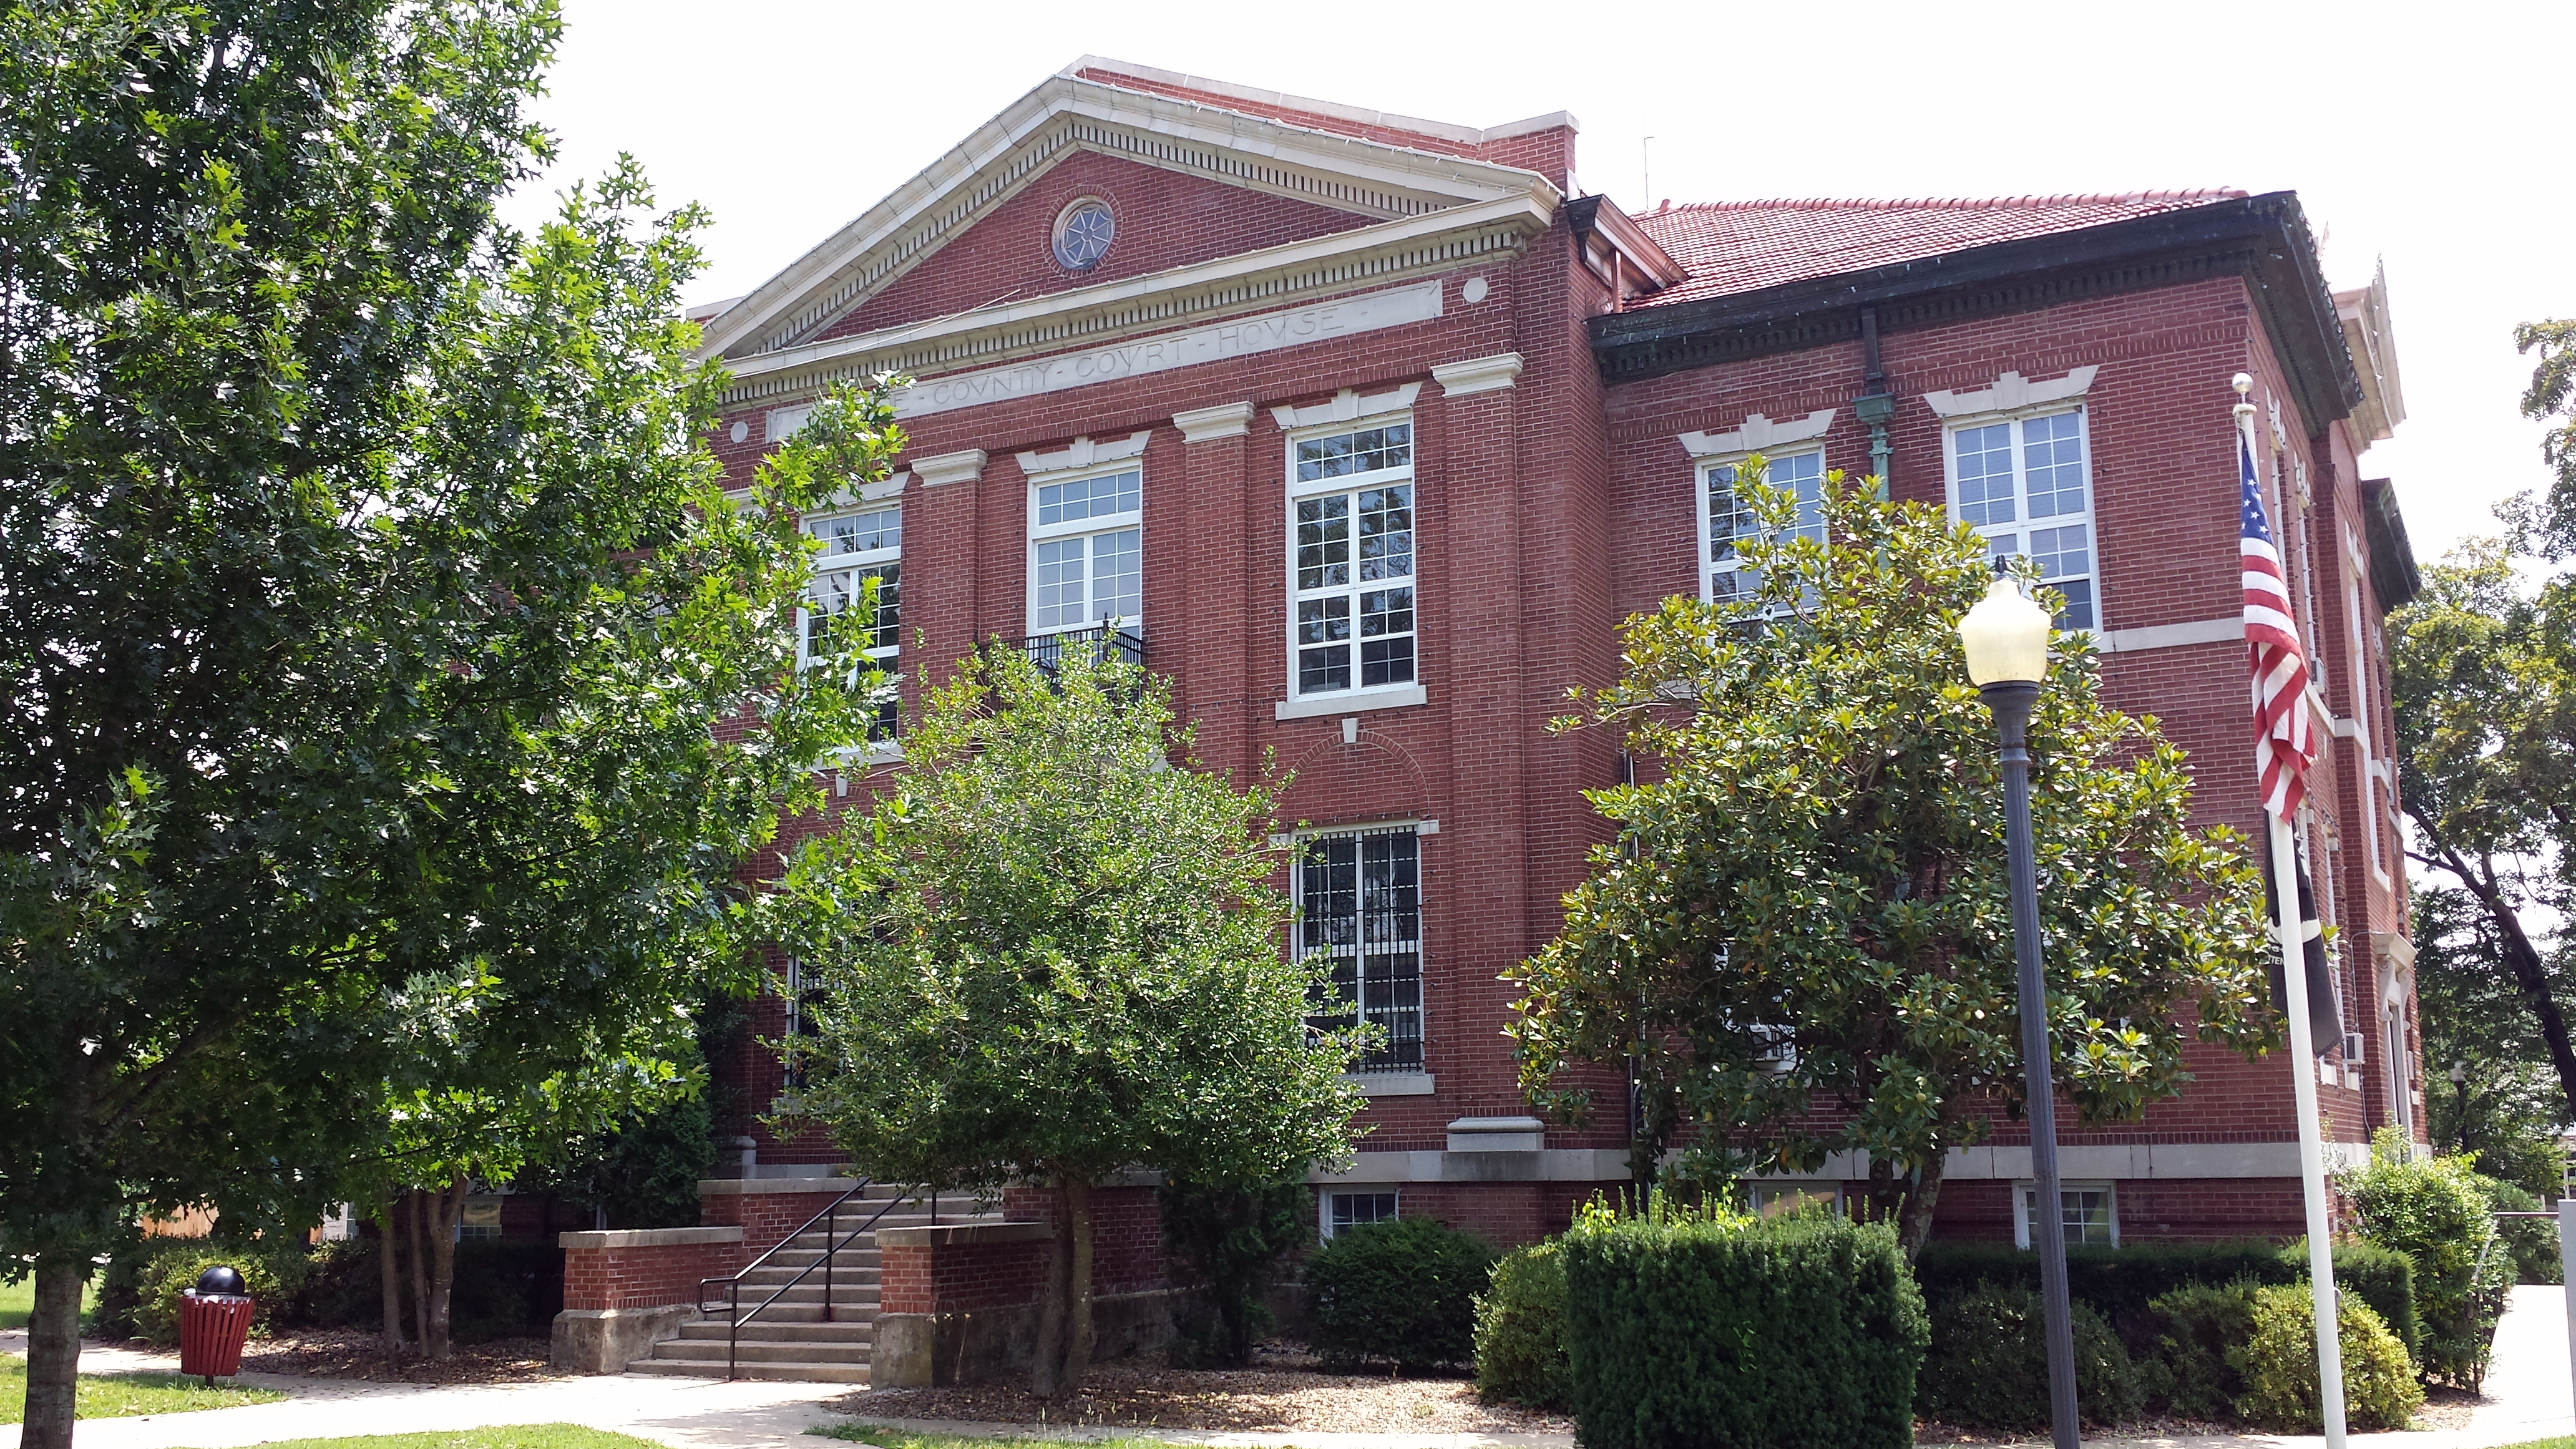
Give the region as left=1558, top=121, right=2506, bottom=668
left=2341, top=1032, right=2366, bottom=1063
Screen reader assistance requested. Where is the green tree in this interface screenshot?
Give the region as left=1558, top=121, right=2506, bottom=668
left=1508, top=464, right=2278, bottom=1253
left=2387, top=527, right=2576, bottom=1125
left=2412, top=886, right=2572, bottom=1194
left=0, top=4, right=889, bottom=1438
left=763, top=643, right=1365, bottom=1395
left=2514, top=318, right=2576, bottom=554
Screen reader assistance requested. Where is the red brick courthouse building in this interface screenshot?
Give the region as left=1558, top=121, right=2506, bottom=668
left=572, top=57, right=2429, bottom=1374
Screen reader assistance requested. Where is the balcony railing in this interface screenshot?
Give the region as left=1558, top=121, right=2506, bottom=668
left=1016, top=620, right=1145, bottom=680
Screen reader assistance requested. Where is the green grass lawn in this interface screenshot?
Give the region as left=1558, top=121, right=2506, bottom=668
left=811, top=1427, right=1189, bottom=1449
left=0, top=1353, right=285, bottom=1423
left=0, top=1273, right=102, bottom=1332
left=161, top=1432, right=670, bottom=1449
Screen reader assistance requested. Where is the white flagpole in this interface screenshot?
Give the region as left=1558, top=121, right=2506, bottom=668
left=2240, top=384, right=2347, bottom=1448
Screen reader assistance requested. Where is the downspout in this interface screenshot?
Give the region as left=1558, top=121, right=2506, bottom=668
left=1853, top=305, right=1896, bottom=495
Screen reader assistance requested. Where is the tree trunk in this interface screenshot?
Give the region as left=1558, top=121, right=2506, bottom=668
left=20, top=1251, right=86, bottom=1449
left=426, top=1176, right=467, bottom=1361
left=2445, top=841, right=2576, bottom=1124
left=1063, top=1174, right=1095, bottom=1391
left=378, top=1196, right=407, bottom=1359
left=1028, top=1168, right=1074, bottom=1398
left=1859, top=1157, right=1946, bottom=1261
left=1897, top=1154, right=1946, bottom=1259
left=407, top=1187, right=432, bottom=1354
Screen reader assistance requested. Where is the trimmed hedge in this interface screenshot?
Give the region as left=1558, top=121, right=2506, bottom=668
left=1473, top=1241, right=1569, bottom=1411
left=1304, top=1217, right=1496, bottom=1372
left=1913, top=1239, right=2417, bottom=1357
left=1918, top=1284, right=2140, bottom=1430
left=1563, top=1205, right=1928, bottom=1449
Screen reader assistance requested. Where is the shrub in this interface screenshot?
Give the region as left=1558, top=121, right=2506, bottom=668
left=1561, top=1196, right=1928, bottom=1449
left=1912, top=1239, right=2418, bottom=1359
left=1303, top=1217, right=1496, bottom=1371
left=2135, top=1282, right=2259, bottom=1419
left=1473, top=1241, right=1568, bottom=1410
left=124, top=1242, right=306, bottom=1346
left=2232, top=1284, right=2424, bottom=1432
left=2340, top=1128, right=2512, bottom=1387
left=1159, top=1176, right=1309, bottom=1368
left=1918, top=1284, right=2139, bottom=1429
left=2473, top=1175, right=2564, bottom=1285
left=278, top=1238, right=562, bottom=1342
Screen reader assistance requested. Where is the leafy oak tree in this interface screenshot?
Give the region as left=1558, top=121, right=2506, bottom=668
left=0, top=4, right=889, bottom=1440
left=2389, top=524, right=2576, bottom=1119
left=763, top=643, right=1365, bottom=1397
left=1506, top=464, right=2279, bottom=1253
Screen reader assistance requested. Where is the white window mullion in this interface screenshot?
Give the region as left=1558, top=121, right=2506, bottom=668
left=1028, top=465, right=1143, bottom=635
left=803, top=505, right=902, bottom=741
left=1287, top=419, right=1415, bottom=698
left=1948, top=407, right=2098, bottom=632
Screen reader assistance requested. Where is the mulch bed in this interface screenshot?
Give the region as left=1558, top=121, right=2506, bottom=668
left=832, top=1342, right=1574, bottom=1435
left=227, top=1329, right=568, bottom=1384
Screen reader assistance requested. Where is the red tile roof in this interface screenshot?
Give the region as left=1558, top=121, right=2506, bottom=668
left=1631, top=190, right=2249, bottom=306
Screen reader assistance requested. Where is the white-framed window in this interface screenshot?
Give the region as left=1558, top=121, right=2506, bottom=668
left=1028, top=465, right=1143, bottom=635
left=1745, top=1182, right=1843, bottom=1218
left=1287, top=418, right=1416, bottom=698
left=1296, top=824, right=1424, bottom=1073
left=803, top=504, right=902, bottom=739
left=2385, top=1003, right=2414, bottom=1135
left=1323, top=1189, right=1398, bottom=1239
left=1945, top=407, right=2099, bottom=631
left=459, top=1195, right=504, bottom=1242
left=781, top=956, right=826, bottom=1095
left=2014, top=1181, right=2117, bottom=1248
left=1698, top=448, right=1825, bottom=605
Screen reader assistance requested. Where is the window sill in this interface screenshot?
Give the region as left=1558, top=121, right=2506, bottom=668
left=1276, top=684, right=1427, bottom=721
left=1344, top=1071, right=1435, bottom=1097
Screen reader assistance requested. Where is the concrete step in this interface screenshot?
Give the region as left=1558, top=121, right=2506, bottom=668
left=651, top=1337, right=870, bottom=1366
left=626, top=1357, right=869, bottom=1383
left=706, top=1302, right=880, bottom=1325
left=675, top=1319, right=872, bottom=1344
left=723, top=1282, right=878, bottom=1304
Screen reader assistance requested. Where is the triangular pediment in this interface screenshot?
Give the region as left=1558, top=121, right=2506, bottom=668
left=696, top=64, right=1564, bottom=368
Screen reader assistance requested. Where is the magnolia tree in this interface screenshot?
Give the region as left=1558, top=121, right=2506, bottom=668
left=763, top=644, right=1365, bottom=1396
left=0, top=5, right=891, bottom=1439
left=1506, top=463, right=2280, bottom=1252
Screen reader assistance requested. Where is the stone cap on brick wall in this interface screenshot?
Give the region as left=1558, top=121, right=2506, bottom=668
left=695, top=1174, right=857, bottom=1196
left=876, top=1221, right=1052, bottom=1249
left=558, top=1226, right=746, bottom=1250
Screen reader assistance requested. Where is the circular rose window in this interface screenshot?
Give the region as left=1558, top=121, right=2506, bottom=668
left=1052, top=199, right=1115, bottom=271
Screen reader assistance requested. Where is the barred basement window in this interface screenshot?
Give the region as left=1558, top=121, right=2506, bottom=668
left=1287, top=418, right=1415, bottom=698
left=2016, top=1181, right=2117, bottom=1247
left=1295, top=825, right=1423, bottom=1072
left=1324, top=1190, right=1398, bottom=1239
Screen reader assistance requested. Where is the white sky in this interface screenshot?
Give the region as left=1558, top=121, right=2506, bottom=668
left=499, top=0, right=2574, bottom=565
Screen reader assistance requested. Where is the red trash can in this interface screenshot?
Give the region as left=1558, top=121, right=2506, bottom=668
left=177, top=1280, right=256, bottom=1383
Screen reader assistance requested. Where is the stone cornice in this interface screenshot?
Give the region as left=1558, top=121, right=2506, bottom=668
left=716, top=195, right=1548, bottom=407
left=1430, top=351, right=1524, bottom=396
left=699, top=72, right=1561, bottom=364
left=911, top=449, right=988, bottom=487
left=1173, top=401, right=1255, bottom=442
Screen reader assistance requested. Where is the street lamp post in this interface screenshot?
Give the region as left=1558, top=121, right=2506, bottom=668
left=1959, top=577, right=2082, bottom=1449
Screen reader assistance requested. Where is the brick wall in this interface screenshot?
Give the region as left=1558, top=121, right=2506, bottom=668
left=879, top=1231, right=1050, bottom=1315
left=1001, top=1184, right=1167, bottom=1295
left=560, top=1231, right=744, bottom=1312
left=700, top=1186, right=853, bottom=1257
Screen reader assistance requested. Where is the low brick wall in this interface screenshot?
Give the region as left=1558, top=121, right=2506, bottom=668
left=698, top=1176, right=860, bottom=1257
left=872, top=1217, right=1176, bottom=1386
left=559, top=1226, right=746, bottom=1312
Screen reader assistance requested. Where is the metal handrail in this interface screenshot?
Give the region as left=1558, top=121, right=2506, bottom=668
left=695, top=1181, right=921, bottom=1380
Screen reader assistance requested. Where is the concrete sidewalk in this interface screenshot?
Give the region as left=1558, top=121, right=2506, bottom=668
left=2, top=1284, right=2569, bottom=1449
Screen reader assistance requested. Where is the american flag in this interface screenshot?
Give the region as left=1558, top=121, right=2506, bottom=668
left=2241, top=432, right=2315, bottom=819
